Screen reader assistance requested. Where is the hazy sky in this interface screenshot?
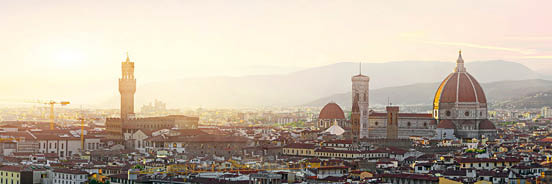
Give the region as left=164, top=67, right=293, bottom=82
left=1, top=0, right=551, bottom=106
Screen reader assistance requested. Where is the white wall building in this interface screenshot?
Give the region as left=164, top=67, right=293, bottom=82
left=52, top=169, right=88, bottom=184
left=37, top=135, right=101, bottom=159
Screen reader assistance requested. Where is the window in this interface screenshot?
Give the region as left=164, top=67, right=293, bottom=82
left=407, top=122, right=411, bottom=127
left=446, top=111, right=451, bottom=116
left=465, top=111, right=470, bottom=116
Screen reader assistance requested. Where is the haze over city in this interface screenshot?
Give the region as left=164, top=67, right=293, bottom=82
left=1, top=0, right=552, bottom=108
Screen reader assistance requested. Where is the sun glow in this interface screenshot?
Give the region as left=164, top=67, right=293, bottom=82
left=53, top=49, right=85, bottom=67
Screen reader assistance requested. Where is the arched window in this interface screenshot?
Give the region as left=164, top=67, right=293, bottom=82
left=446, top=111, right=451, bottom=116
left=407, top=122, right=411, bottom=127
left=465, top=111, right=470, bottom=116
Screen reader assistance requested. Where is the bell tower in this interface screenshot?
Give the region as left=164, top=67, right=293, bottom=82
left=352, top=63, right=370, bottom=138
left=119, top=53, right=136, bottom=119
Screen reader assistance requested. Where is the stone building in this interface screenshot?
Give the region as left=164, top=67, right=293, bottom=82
left=106, top=115, right=199, bottom=140
left=365, top=109, right=436, bottom=139
left=35, top=134, right=101, bottom=159
left=145, top=134, right=249, bottom=158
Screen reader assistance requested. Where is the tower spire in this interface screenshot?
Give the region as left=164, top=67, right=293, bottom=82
left=359, top=62, right=362, bottom=75
left=126, top=52, right=130, bottom=62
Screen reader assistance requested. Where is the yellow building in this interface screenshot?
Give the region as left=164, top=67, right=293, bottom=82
left=439, top=177, right=462, bottom=184
left=282, top=143, right=315, bottom=156
left=0, top=166, right=33, bottom=184
left=457, top=157, right=520, bottom=170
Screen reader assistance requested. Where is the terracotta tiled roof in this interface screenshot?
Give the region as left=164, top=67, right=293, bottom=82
left=479, top=120, right=496, bottom=130
left=538, top=137, right=552, bottom=143
left=147, top=134, right=248, bottom=143
left=284, top=143, right=315, bottom=149
left=0, top=165, right=25, bottom=172
left=456, top=157, right=520, bottom=163
left=324, top=139, right=353, bottom=144
left=436, top=120, right=455, bottom=129
left=377, top=173, right=438, bottom=181
left=53, top=168, right=88, bottom=175
left=370, top=113, right=432, bottom=118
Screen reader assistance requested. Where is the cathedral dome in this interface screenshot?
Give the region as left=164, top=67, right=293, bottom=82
left=433, top=72, right=487, bottom=104
left=433, top=51, right=487, bottom=105
left=319, top=103, right=346, bottom=119
left=479, top=120, right=496, bottom=130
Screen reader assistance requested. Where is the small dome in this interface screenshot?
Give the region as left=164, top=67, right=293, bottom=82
left=436, top=120, right=455, bottom=129
left=479, top=120, right=496, bottom=130
left=319, top=103, right=346, bottom=119
left=461, top=120, right=476, bottom=126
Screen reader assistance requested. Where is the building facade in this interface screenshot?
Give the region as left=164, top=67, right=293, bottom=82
left=365, top=109, right=436, bottom=139
left=36, top=136, right=101, bottom=158
left=52, top=169, right=88, bottom=184
left=0, top=166, right=33, bottom=184
left=385, top=106, right=399, bottom=139
left=106, top=115, right=199, bottom=140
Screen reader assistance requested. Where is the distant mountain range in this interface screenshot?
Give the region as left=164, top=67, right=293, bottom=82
left=102, top=60, right=551, bottom=108
left=305, top=79, right=552, bottom=109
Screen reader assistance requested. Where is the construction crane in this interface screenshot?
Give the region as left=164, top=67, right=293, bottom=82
left=43, top=101, right=70, bottom=130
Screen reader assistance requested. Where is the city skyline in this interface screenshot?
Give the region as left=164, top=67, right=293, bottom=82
left=1, top=1, right=552, bottom=183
